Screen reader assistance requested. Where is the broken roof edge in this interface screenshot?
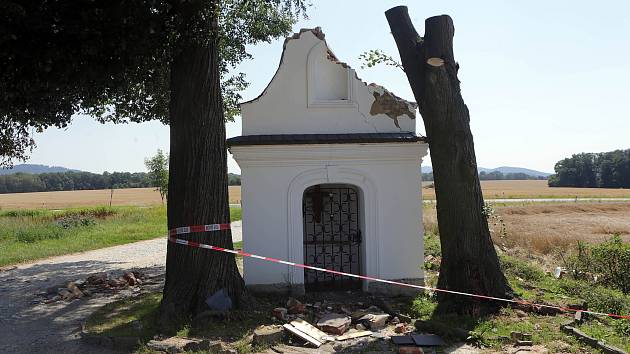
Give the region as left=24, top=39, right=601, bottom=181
left=238, top=27, right=417, bottom=110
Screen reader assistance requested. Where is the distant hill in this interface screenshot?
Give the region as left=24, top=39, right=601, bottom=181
left=421, top=166, right=551, bottom=178
left=0, top=164, right=80, bottom=175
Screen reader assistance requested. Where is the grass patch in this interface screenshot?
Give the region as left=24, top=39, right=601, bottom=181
left=408, top=231, right=630, bottom=352
left=230, top=207, right=242, bottom=223
left=85, top=292, right=162, bottom=341
left=85, top=292, right=280, bottom=353
left=0, top=205, right=243, bottom=266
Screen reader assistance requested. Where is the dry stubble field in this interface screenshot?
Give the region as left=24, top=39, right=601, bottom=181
left=1, top=182, right=628, bottom=257
left=2, top=180, right=629, bottom=210
left=423, top=202, right=630, bottom=255
left=0, top=186, right=242, bottom=210
left=422, top=179, right=630, bottom=199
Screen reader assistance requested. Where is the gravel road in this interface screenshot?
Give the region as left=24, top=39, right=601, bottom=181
left=0, top=221, right=242, bottom=354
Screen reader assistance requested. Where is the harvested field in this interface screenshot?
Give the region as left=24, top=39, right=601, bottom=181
left=496, top=202, right=630, bottom=254
left=0, top=186, right=242, bottom=209
left=424, top=202, right=630, bottom=255
left=422, top=180, right=630, bottom=199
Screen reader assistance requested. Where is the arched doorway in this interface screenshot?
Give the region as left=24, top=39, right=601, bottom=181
left=302, top=184, right=362, bottom=291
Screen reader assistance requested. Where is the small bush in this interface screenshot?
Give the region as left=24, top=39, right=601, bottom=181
left=558, top=279, right=630, bottom=316
left=56, top=215, right=96, bottom=229
left=563, top=235, right=630, bottom=293
left=1, top=209, right=47, bottom=218
left=613, top=318, right=630, bottom=336
left=500, top=255, right=546, bottom=282
left=424, top=231, right=441, bottom=257
left=61, top=206, right=116, bottom=219
left=410, top=294, right=437, bottom=320
left=15, top=225, right=63, bottom=243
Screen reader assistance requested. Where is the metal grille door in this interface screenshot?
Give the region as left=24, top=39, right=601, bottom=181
left=303, top=185, right=361, bottom=291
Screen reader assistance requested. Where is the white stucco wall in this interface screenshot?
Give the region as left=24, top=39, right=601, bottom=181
left=230, top=27, right=429, bottom=292
left=231, top=143, right=428, bottom=291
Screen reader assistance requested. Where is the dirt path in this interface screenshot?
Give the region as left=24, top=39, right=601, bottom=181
left=0, top=221, right=244, bottom=354
left=0, top=238, right=168, bottom=353
left=0, top=221, right=242, bottom=353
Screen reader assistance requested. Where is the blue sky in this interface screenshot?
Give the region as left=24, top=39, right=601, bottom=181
left=26, top=0, right=630, bottom=174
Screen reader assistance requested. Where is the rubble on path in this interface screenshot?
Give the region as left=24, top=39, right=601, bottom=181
left=146, top=336, right=224, bottom=353
left=38, top=270, right=149, bottom=303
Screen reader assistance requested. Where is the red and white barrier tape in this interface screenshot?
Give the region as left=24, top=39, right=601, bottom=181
left=168, top=223, right=230, bottom=236
left=167, top=235, right=630, bottom=320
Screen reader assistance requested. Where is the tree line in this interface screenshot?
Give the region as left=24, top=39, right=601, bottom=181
left=0, top=171, right=242, bottom=194
left=548, top=149, right=630, bottom=188
left=422, top=171, right=545, bottom=182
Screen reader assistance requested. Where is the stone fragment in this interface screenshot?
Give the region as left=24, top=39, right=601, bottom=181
left=283, top=324, right=322, bottom=347
left=574, top=310, right=583, bottom=323
left=317, top=313, right=351, bottom=335
left=46, top=284, right=66, bottom=294
left=273, top=307, right=288, bottom=321
left=336, top=330, right=372, bottom=341
left=510, top=331, right=523, bottom=341
left=289, top=320, right=331, bottom=343
left=516, top=340, right=533, bottom=346
left=359, top=313, right=390, bottom=330
left=67, top=282, right=84, bottom=298
left=58, top=288, right=74, bottom=301
left=395, top=323, right=406, bottom=333
left=515, top=310, right=527, bottom=318
left=253, top=325, right=285, bottom=346
left=219, top=349, right=238, bottom=354
left=86, top=273, right=107, bottom=285
left=355, top=323, right=366, bottom=331
left=399, top=346, right=424, bottom=354
left=287, top=298, right=305, bottom=314
left=123, top=271, right=137, bottom=285
left=146, top=336, right=213, bottom=353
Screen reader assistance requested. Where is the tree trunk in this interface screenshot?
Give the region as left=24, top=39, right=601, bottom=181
left=385, top=6, right=512, bottom=314
left=159, top=21, right=244, bottom=325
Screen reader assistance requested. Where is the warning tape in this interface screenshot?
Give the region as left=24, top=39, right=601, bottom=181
left=167, top=236, right=630, bottom=320
left=168, top=223, right=230, bottom=236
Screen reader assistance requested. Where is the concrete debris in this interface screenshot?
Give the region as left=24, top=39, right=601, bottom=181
left=317, top=313, right=352, bottom=335
left=394, top=323, right=407, bottom=333
left=283, top=323, right=322, bottom=348
left=358, top=313, right=390, bottom=331
left=553, top=266, right=567, bottom=279
left=273, top=307, right=288, bottom=320
left=146, top=336, right=218, bottom=353
left=399, top=346, right=424, bottom=354
left=286, top=298, right=305, bottom=314
left=39, top=270, right=147, bottom=303
left=253, top=325, right=285, bottom=346
left=336, top=330, right=372, bottom=341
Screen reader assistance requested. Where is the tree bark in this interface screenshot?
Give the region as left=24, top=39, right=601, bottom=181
left=385, top=6, right=512, bottom=314
left=159, top=11, right=244, bottom=325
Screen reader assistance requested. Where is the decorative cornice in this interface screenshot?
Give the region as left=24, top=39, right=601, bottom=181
left=230, top=143, right=428, bottom=167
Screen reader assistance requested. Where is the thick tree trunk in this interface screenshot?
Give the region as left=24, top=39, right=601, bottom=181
left=385, top=6, right=512, bottom=314
left=159, top=27, right=244, bottom=324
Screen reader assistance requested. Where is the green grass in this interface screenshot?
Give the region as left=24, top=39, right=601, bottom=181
left=0, top=205, right=242, bottom=266
left=409, top=232, right=630, bottom=352
left=85, top=292, right=163, bottom=341
left=85, top=292, right=279, bottom=353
